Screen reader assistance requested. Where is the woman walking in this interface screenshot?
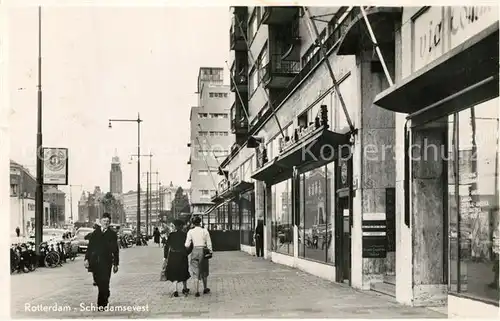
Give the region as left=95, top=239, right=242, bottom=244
left=163, top=220, right=191, bottom=297
left=185, top=216, right=212, bottom=297
left=153, top=227, right=161, bottom=247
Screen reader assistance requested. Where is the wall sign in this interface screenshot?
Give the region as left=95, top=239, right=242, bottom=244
left=412, top=6, right=498, bottom=71
left=362, top=212, right=387, bottom=258
left=43, top=147, right=69, bottom=185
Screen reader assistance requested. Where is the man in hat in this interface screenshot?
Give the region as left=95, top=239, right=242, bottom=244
left=84, top=213, right=119, bottom=309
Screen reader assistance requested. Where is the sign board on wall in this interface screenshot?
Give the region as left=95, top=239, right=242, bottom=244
left=362, top=212, right=387, bottom=258
left=412, top=6, right=499, bottom=71
left=43, top=147, right=69, bottom=185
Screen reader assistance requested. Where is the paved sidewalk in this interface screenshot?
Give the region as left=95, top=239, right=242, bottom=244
left=11, top=245, right=447, bottom=318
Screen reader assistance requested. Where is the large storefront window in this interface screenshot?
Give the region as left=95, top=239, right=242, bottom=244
left=271, top=179, right=293, bottom=255
left=298, top=165, right=335, bottom=264
left=447, top=97, right=499, bottom=303
left=240, top=191, right=255, bottom=246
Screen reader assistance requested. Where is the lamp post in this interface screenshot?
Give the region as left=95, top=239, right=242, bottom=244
left=68, top=184, right=82, bottom=223
left=130, top=152, right=152, bottom=237
left=109, top=114, right=142, bottom=245
left=35, top=6, right=44, bottom=255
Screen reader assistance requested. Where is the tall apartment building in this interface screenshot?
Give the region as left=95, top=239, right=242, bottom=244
left=188, top=67, right=233, bottom=216
left=215, top=5, right=499, bottom=317
left=109, top=154, right=123, bottom=196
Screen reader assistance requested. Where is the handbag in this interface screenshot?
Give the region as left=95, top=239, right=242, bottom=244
left=203, top=247, right=212, bottom=259
left=160, top=248, right=170, bottom=281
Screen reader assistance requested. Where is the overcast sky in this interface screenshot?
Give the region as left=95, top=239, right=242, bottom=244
left=8, top=6, right=231, bottom=216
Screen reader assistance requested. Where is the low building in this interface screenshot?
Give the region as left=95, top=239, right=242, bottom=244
left=10, top=160, right=51, bottom=236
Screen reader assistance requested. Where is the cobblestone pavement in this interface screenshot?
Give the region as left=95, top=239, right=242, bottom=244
left=11, top=244, right=447, bottom=318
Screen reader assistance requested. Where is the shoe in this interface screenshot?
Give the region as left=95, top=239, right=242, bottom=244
left=173, top=291, right=179, bottom=297
left=195, top=292, right=200, bottom=297
left=203, top=288, right=210, bottom=294
left=182, top=288, right=190, bottom=295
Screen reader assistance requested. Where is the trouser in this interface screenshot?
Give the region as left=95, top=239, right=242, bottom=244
left=94, top=264, right=112, bottom=307
left=255, top=235, right=263, bottom=257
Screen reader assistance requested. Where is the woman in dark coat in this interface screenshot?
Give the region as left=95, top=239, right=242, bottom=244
left=164, top=220, right=191, bottom=297
left=153, top=227, right=161, bottom=247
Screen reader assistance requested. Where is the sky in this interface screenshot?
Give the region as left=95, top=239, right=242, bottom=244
left=7, top=6, right=231, bottom=218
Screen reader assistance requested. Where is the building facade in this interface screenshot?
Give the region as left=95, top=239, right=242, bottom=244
left=374, top=6, right=499, bottom=317
left=188, top=67, right=234, bottom=217
left=10, top=161, right=50, bottom=236
left=76, top=186, right=105, bottom=224
left=109, top=155, right=123, bottom=196
left=216, top=5, right=498, bottom=318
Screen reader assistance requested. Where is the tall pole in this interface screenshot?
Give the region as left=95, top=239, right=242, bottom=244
left=137, top=113, right=141, bottom=245
left=35, top=6, right=43, bottom=255
left=146, top=171, right=149, bottom=237
left=149, top=155, right=152, bottom=234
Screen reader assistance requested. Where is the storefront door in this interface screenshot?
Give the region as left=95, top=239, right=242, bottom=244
left=336, top=196, right=351, bottom=284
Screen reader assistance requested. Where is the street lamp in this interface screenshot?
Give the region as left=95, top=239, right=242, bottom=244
left=109, top=113, right=143, bottom=246
left=131, top=152, right=153, bottom=236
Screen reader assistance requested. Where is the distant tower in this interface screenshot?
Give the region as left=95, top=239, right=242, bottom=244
left=110, top=150, right=123, bottom=195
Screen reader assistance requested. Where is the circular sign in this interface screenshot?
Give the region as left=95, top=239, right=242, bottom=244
left=341, top=162, right=348, bottom=184
left=45, top=150, right=65, bottom=172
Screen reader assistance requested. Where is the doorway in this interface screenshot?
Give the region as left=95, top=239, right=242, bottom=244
left=336, top=196, right=351, bottom=284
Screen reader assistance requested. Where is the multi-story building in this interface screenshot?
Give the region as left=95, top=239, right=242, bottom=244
left=10, top=160, right=50, bottom=236
left=109, top=154, right=123, bottom=196
left=188, top=67, right=233, bottom=217
left=373, top=6, right=499, bottom=317
left=43, top=186, right=66, bottom=225
left=215, top=5, right=499, bottom=318
left=122, top=189, right=147, bottom=227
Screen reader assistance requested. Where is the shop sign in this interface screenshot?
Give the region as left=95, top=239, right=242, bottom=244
left=10, top=168, right=21, bottom=176
left=412, top=6, right=498, bottom=71
left=42, top=147, right=68, bottom=185
left=362, top=213, right=387, bottom=258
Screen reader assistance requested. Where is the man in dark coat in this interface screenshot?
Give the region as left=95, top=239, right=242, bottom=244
left=84, top=213, right=119, bottom=309
left=254, top=220, right=264, bottom=257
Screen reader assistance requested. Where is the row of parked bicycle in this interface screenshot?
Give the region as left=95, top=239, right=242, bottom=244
left=10, top=240, right=78, bottom=274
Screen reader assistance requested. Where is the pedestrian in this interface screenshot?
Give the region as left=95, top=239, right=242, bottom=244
left=15, top=227, right=20, bottom=238
left=84, top=213, right=119, bottom=309
left=153, top=227, right=161, bottom=247
left=184, top=215, right=212, bottom=297
left=162, top=220, right=191, bottom=297
left=254, top=220, right=264, bottom=257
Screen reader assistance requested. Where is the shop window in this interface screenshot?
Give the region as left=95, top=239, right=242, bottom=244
left=298, top=165, right=334, bottom=264
left=240, top=191, right=255, bottom=246
left=271, top=179, right=293, bottom=256
left=447, top=97, right=499, bottom=303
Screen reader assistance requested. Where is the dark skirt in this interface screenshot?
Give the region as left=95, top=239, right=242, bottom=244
left=154, top=234, right=160, bottom=244
left=165, top=251, right=190, bottom=282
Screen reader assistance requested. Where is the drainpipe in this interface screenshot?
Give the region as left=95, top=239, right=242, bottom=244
left=404, top=120, right=410, bottom=227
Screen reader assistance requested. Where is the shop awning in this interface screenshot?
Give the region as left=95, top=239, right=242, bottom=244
left=251, top=126, right=350, bottom=182
left=278, top=126, right=350, bottom=168
left=251, top=157, right=290, bottom=182
left=231, top=180, right=254, bottom=195
left=374, top=22, right=499, bottom=115
left=336, top=7, right=403, bottom=55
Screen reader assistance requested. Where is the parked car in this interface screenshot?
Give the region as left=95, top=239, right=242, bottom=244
left=72, top=227, right=93, bottom=253
left=29, top=228, right=66, bottom=243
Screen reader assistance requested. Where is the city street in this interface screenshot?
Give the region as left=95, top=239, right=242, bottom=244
left=11, top=244, right=447, bottom=318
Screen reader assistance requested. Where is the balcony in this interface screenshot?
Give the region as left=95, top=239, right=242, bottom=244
left=230, top=98, right=249, bottom=135
left=230, top=16, right=247, bottom=51
left=262, top=6, right=299, bottom=25
left=279, top=20, right=301, bottom=62
left=262, top=54, right=300, bottom=89
left=230, top=65, right=248, bottom=93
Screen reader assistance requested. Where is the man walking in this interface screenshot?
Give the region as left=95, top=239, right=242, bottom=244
left=84, top=213, right=119, bottom=309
